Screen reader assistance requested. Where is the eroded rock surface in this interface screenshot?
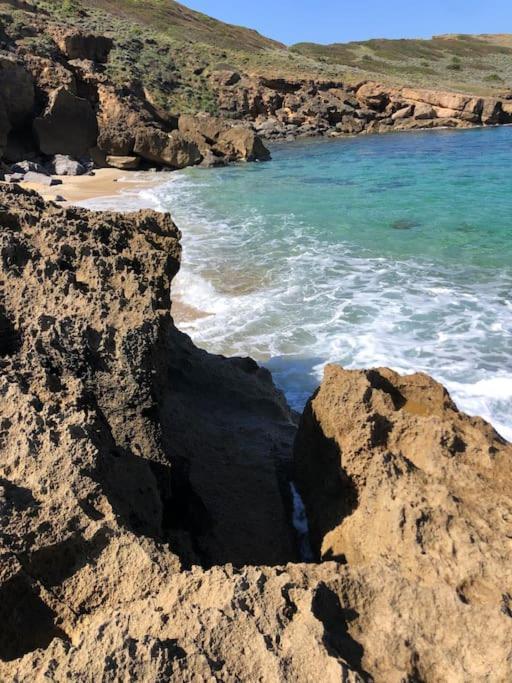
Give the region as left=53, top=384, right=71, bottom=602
left=295, top=364, right=512, bottom=680
left=1, top=187, right=511, bottom=681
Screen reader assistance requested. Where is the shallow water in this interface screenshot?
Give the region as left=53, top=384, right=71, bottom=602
left=86, top=127, right=512, bottom=440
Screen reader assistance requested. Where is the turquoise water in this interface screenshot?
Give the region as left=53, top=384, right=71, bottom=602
left=90, top=127, right=512, bottom=440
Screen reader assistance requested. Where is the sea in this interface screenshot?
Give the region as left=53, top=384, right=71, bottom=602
left=84, top=126, right=512, bottom=441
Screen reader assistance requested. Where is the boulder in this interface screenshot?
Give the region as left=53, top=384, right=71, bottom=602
left=356, top=83, right=390, bottom=111
left=33, top=87, right=98, bottom=157
left=295, top=364, right=512, bottom=680
left=413, top=102, right=437, bottom=120
left=22, top=171, right=62, bottom=186
left=402, top=88, right=469, bottom=111
left=96, top=85, right=154, bottom=156
left=134, top=128, right=202, bottom=168
left=47, top=155, right=86, bottom=176
left=0, top=55, right=35, bottom=128
left=106, top=155, right=140, bottom=170
left=216, top=126, right=271, bottom=162
left=177, top=114, right=228, bottom=156
left=54, top=29, right=113, bottom=63
left=10, top=160, right=48, bottom=176
left=481, top=98, right=504, bottom=125
left=391, top=104, right=414, bottom=121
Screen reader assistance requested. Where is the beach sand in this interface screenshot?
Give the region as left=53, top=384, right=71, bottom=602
left=15, top=168, right=165, bottom=204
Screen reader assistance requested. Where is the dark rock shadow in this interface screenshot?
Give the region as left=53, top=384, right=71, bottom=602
left=312, top=582, right=373, bottom=681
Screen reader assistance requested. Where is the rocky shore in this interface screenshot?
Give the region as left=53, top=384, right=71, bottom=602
left=1, top=185, right=511, bottom=681
left=2, top=0, right=512, bottom=191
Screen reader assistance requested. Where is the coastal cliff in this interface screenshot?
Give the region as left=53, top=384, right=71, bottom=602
left=1, top=185, right=511, bottom=681
left=1, top=0, right=512, bottom=183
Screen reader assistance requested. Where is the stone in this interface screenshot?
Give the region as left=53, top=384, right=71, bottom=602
left=0, top=55, right=35, bottom=128
left=216, top=126, right=271, bottom=161
left=47, top=155, right=86, bottom=176
left=391, top=104, right=414, bottom=121
left=0, top=102, right=11, bottom=158
left=10, top=160, right=49, bottom=176
left=481, top=98, right=503, bottom=125
left=22, top=171, right=62, bottom=186
left=134, top=128, right=202, bottom=168
left=33, top=88, right=98, bottom=157
left=3, top=172, right=24, bottom=183
left=54, top=29, right=113, bottom=63
left=106, top=155, right=141, bottom=170
left=413, top=102, right=437, bottom=120
left=295, top=364, right=512, bottom=681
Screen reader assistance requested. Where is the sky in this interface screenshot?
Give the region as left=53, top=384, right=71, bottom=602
left=186, top=1, right=512, bottom=45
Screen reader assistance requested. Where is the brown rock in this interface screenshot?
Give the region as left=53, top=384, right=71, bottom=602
left=481, top=98, right=504, bottom=125
left=413, top=102, right=437, bottom=120
left=96, top=86, right=155, bottom=156
left=134, top=128, right=202, bottom=168
left=216, top=126, right=271, bottom=161
left=0, top=102, right=10, bottom=157
left=0, top=55, right=34, bottom=128
left=391, top=104, right=414, bottom=121
left=295, top=364, right=512, bottom=680
left=106, top=154, right=141, bottom=170
left=54, top=29, right=113, bottom=63
left=33, top=87, right=98, bottom=157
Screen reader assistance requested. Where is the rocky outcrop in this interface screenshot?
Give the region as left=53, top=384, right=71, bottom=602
left=134, top=128, right=202, bottom=169
left=53, top=29, right=113, bottom=63
left=33, top=87, right=98, bottom=157
left=1, top=187, right=511, bottom=681
left=295, top=364, right=512, bottom=680
left=0, top=55, right=35, bottom=128
left=213, top=74, right=512, bottom=141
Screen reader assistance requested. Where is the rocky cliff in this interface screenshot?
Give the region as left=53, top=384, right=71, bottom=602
left=213, top=74, right=512, bottom=140
left=1, top=186, right=511, bottom=681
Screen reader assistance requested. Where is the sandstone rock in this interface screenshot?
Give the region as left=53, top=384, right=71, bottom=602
left=47, top=154, right=86, bottom=176
left=0, top=55, right=34, bottom=128
left=216, top=126, right=271, bottom=161
left=33, top=87, right=98, bottom=157
left=295, top=364, right=512, bottom=680
left=413, top=102, right=437, bottom=120
left=402, top=88, right=469, bottom=111
left=106, top=155, right=141, bottom=170
left=481, top=98, right=504, bottom=125
left=356, top=83, right=390, bottom=111
left=96, top=85, right=155, bottom=156
left=391, top=104, right=414, bottom=121
left=54, top=29, right=113, bottom=63
left=134, top=128, right=202, bottom=168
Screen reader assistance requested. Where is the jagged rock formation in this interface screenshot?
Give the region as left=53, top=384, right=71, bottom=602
left=0, top=7, right=270, bottom=171
left=213, top=74, right=512, bottom=140
left=1, top=187, right=511, bottom=680
left=295, top=364, right=512, bottom=681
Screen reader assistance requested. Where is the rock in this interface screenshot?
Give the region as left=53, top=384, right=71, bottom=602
left=481, top=98, right=504, bottom=125
left=356, top=83, right=390, bottom=111
left=177, top=113, right=228, bottom=157
left=0, top=102, right=11, bottom=158
left=402, top=88, right=470, bottom=112
left=413, top=102, right=437, bottom=120
left=54, top=29, right=113, bottom=63
left=106, top=155, right=141, bottom=170
left=295, top=364, right=512, bottom=680
left=216, top=126, right=271, bottom=162
left=0, top=55, right=35, bottom=128
left=96, top=85, right=155, bottom=156
left=33, top=87, right=98, bottom=157
left=211, top=69, right=241, bottom=87
left=134, top=128, right=202, bottom=168
left=391, top=104, right=414, bottom=121
left=22, top=171, right=62, bottom=186
left=3, top=172, right=24, bottom=183
left=47, top=155, right=86, bottom=176
left=10, top=160, right=49, bottom=176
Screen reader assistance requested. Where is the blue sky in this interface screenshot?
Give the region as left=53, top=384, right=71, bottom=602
left=186, top=1, right=511, bottom=45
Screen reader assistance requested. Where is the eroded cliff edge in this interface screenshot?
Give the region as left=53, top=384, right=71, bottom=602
left=1, top=186, right=511, bottom=682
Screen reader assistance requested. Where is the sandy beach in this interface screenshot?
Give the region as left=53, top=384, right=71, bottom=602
left=12, top=167, right=166, bottom=204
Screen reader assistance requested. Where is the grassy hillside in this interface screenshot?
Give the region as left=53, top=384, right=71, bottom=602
left=292, top=34, right=512, bottom=92
left=7, top=0, right=512, bottom=120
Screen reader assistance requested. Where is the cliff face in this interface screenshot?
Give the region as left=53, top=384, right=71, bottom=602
left=1, top=186, right=512, bottom=681
left=213, top=74, right=512, bottom=140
